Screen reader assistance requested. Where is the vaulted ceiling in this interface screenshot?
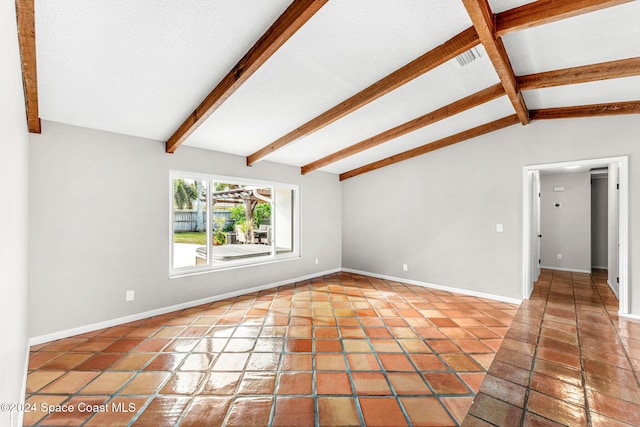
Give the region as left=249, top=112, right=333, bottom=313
left=17, top=0, right=640, bottom=180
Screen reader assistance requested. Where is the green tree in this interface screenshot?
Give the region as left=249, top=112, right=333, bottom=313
left=254, top=203, right=271, bottom=226
left=173, top=179, right=202, bottom=210
left=173, top=179, right=191, bottom=209
left=194, top=181, right=204, bottom=232
left=230, top=205, right=245, bottom=223
left=185, top=182, right=199, bottom=202
left=214, top=182, right=234, bottom=191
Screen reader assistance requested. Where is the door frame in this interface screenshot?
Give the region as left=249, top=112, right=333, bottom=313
left=532, top=170, right=541, bottom=285
left=522, top=156, right=629, bottom=314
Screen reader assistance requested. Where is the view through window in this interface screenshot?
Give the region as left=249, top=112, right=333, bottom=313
left=171, top=173, right=298, bottom=274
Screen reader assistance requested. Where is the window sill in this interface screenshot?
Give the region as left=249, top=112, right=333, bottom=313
left=169, top=253, right=301, bottom=279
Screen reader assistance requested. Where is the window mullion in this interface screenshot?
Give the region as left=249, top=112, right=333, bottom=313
left=270, top=185, right=276, bottom=257
left=206, top=180, right=212, bottom=265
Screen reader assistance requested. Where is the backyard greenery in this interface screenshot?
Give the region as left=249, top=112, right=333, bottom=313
left=254, top=203, right=271, bottom=226
left=173, top=179, right=199, bottom=209
left=173, top=231, right=206, bottom=245
left=229, top=203, right=271, bottom=226
left=212, top=216, right=228, bottom=245
left=173, top=179, right=272, bottom=245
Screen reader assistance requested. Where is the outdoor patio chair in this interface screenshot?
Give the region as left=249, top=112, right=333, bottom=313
left=258, top=224, right=272, bottom=245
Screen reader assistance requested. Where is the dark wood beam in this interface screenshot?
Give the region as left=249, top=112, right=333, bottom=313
left=462, top=0, right=529, bottom=125
left=518, top=57, right=640, bottom=91
left=16, top=0, right=41, bottom=133
left=495, top=0, right=634, bottom=37
left=247, top=27, right=480, bottom=165
left=301, top=84, right=505, bottom=175
left=339, top=115, right=520, bottom=181
left=530, top=101, right=640, bottom=120
left=165, top=0, right=328, bottom=153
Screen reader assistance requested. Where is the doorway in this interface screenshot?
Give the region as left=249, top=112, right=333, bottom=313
left=522, top=156, right=629, bottom=314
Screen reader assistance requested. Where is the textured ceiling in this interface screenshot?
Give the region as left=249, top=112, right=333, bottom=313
left=36, top=0, right=292, bottom=141
left=503, top=2, right=640, bottom=74
left=186, top=0, right=474, bottom=157
left=34, top=0, right=640, bottom=176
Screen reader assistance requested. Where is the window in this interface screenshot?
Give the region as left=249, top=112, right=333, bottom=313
left=170, top=172, right=299, bottom=276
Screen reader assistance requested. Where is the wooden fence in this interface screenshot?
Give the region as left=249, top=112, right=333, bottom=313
left=174, top=210, right=232, bottom=232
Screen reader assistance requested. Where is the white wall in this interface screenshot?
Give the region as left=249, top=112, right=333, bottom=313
left=342, top=115, right=640, bottom=314
left=540, top=173, right=591, bottom=272
left=0, top=1, right=30, bottom=424
left=29, top=121, right=342, bottom=338
left=591, top=175, right=608, bottom=269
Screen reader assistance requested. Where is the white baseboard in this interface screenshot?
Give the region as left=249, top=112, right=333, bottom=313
left=540, top=266, right=592, bottom=274
left=29, top=268, right=341, bottom=346
left=13, top=345, right=29, bottom=427
left=525, top=284, right=534, bottom=300
left=619, top=312, right=640, bottom=321
left=341, top=268, right=522, bottom=305
left=30, top=267, right=523, bottom=345
left=606, top=280, right=620, bottom=299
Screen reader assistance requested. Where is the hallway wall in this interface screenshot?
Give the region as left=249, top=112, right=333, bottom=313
left=540, top=172, right=591, bottom=272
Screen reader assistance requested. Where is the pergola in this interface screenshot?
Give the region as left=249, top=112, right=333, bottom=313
left=211, top=187, right=272, bottom=224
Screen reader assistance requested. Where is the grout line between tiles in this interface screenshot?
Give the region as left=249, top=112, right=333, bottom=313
left=571, top=272, right=592, bottom=427
left=518, top=268, right=553, bottom=425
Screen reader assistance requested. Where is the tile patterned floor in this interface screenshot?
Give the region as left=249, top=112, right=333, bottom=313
left=464, top=269, right=640, bottom=426
left=24, top=272, right=517, bottom=426
left=24, top=270, right=640, bottom=426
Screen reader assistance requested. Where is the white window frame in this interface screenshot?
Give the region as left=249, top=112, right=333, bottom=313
left=169, top=171, right=300, bottom=278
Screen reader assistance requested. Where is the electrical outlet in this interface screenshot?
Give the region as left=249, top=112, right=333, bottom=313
left=126, top=290, right=135, bottom=302
left=496, top=224, right=503, bottom=233
left=315, top=258, right=319, bottom=265
left=557, top=254, right=563, bottom=260
left=403, top=264, right=408, bottom=272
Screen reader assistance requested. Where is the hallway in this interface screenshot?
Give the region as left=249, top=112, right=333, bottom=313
left=464, top=269, right=640, bottom=426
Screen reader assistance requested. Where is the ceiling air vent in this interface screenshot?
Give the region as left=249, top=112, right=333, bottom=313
left=454, top=47, right=482, bottom=67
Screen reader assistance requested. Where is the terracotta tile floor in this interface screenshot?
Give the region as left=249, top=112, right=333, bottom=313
left=25, top=270, right=639, bottom=426
left=24, top=273, right=517, bottom=426
left=464, top=269, right=640, bottom=426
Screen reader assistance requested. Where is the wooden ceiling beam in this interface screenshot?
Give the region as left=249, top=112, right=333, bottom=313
left=301, top=84, right=505, bottom=175
left=530, top=101, right=640, bottom=120
left=495, top=0, right=634, bottom=37
left=339, top=115, right=520, bottom=181
left=165, top=0, right=328, bottom=153
left=16, top=0, right=41, bottom=133
left=462, top=0, right=529, bottom=125
left=518, top=57, right=640, bottom=91
left=247, top=27, right=480, bottom=165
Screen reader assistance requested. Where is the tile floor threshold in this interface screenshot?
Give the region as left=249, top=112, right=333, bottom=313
left=22, top=270, right=640, bottom=426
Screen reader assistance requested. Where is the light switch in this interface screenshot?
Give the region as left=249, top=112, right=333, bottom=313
left=496, top=224, right=503, bottom=233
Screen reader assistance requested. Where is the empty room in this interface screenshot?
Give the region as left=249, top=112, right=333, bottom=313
left=3, top=0, right=640, bottom=426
